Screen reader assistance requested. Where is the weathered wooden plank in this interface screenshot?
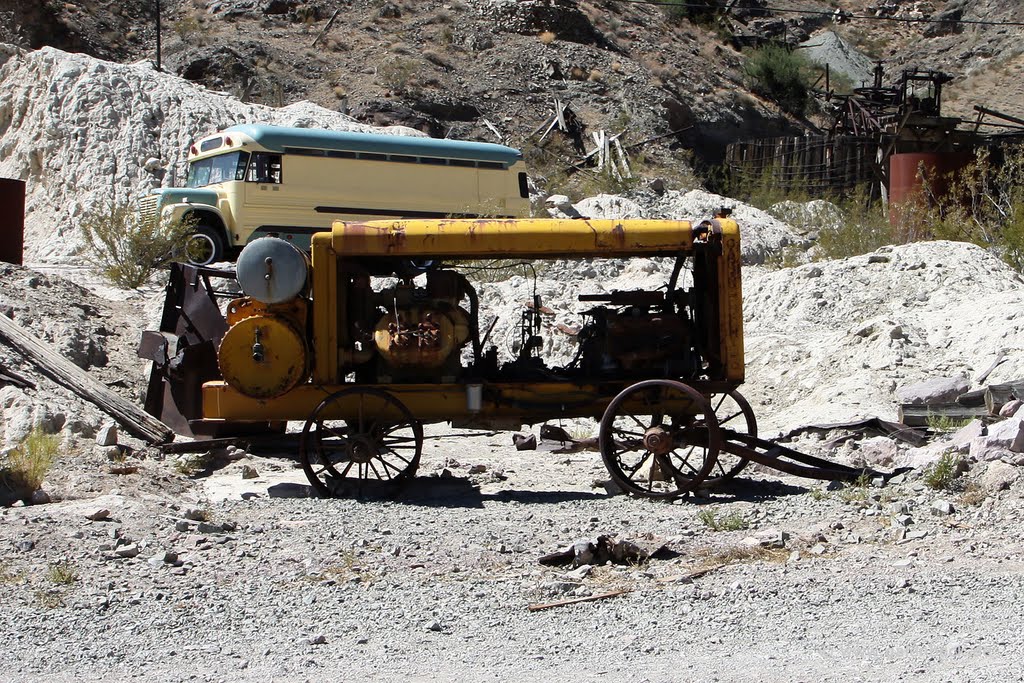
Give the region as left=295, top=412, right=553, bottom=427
left=898, top=403, right=989, bottom=428
left=0, top=314, right=173, bottom=444
left=975, top=349, right=1006, bottom=384
left=310, top=7, right=341, bottom=47
left=985, top=380, right=1024, bottom=415
left=956, top=388, right=987, bottom=408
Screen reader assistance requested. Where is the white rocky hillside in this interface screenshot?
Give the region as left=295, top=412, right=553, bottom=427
left=742, top=240, right=1024, bottom=432
left=0, top=45, right=420, bottom=262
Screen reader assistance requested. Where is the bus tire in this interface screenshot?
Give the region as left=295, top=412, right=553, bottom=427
left=185, top=225, right=225, bottom=266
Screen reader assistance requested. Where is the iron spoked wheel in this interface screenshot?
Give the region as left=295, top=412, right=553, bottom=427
left=598, top=380, right=720, bottom=499
left=701, top=390, right=757, bottom=485
left=300, top=387, right=423, bottom=498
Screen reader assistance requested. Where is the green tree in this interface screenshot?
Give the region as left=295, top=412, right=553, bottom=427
left=744, top=45, right=812, bottom=115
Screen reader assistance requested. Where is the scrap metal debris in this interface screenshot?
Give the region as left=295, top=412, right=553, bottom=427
left=0, top=362, right=34, bottom=389
left=539, top=534, right=668, bottom=568
left=512, top=433, right=537, bottom=451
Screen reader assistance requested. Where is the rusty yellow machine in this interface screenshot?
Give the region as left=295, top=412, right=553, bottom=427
left=146, top=215, right=898, bottom=499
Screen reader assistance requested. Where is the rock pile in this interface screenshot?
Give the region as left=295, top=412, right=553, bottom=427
left=741, top=240, right=1024, bottom=432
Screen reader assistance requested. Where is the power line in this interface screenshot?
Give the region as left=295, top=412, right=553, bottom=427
left=603, top=0, right=1024, bottom=28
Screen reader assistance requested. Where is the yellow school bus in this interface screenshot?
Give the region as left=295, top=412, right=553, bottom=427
left=138, top=124, right=531, bottom=264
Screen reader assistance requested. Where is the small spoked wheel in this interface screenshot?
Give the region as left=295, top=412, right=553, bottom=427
left=300, top=387, right=423, bottom=497
left=701, top=390, right=757, bottom=485
left=598, top=380, right=720, bottom=499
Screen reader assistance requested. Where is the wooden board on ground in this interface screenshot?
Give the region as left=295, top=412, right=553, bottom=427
left=0, top=314, right=173, bottom=444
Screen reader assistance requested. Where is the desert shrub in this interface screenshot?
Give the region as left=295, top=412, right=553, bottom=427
left=922, top=452, right=963, bottom=491
left=1, top=428, right=60, bottom=503
left=660, top=0, right=689, bottom=23
left=660, top=0, right=721, bottom=26
left=522, top=138, right=574, bottom=196
left=744, top=45, right=813, bottom=115
left=173, top=15, right=210, bottom=45
left=80, top=202, right=194, bottom=289
left=886, top=145, right=1024, bottom=271
left=377, top=56, right=419, bottom=94
left=574, top=166, right=642, bottom=197
left=722, top=167, right=812, bottom=210
left=814, top=187, right=897, bottom=260
left=723, top=169, right=897, bottom=260
left=926, top=414, right=972, bottom=433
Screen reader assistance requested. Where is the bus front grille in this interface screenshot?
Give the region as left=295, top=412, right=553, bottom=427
left=137, top=194, right=159, bottom=223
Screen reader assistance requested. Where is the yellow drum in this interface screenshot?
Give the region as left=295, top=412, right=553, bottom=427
left=218, top=315, right=308, bottom=399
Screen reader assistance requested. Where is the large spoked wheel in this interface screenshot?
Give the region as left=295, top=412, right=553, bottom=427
left=599, top=380, right=720, bottom=499
left=300, top=387, right=423, bottom=498
left=701, top=390, right=757, bottom=485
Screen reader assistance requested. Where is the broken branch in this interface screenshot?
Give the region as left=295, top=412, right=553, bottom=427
left=528, top=589, right=630, bottom=612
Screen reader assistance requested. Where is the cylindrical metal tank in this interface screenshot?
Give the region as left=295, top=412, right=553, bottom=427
left=0, top=178, right=25, bottom=265
left=889, top=152, right=973, bottom=226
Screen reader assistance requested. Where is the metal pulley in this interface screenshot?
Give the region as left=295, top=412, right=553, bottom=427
left=236, top=237, right=310, bottom=304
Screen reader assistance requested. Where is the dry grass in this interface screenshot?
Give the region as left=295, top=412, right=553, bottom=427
left=0, top=562, right=24, bottom=584
left=47, top=561, right=77, bottom=585
left=2, top=428, right=61, bottom=498
left=697, top=507, right=749, bottom=532
left=34, top=589, right=64, bottom=609
left=959, top=482, right=987, bottom=507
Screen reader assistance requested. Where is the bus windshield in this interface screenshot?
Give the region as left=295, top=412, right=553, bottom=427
left=186, top=152, right=250, bottom=188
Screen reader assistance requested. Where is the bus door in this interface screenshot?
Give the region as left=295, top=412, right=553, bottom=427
left=476, top=166, right=510, bottom=217
left=243, top=153, right=284, bottom=205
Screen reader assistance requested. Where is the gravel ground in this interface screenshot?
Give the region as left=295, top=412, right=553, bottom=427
left=3, top=424, right=1023, bottom=683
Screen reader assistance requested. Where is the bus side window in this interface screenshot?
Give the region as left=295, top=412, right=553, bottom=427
left=247, top=153, right=283, bottom=184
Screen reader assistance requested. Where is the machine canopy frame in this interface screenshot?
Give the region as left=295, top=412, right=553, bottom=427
left=322, top=217, right=712, bottom=259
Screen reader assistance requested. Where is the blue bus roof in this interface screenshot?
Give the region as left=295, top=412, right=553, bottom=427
left=224, top=124, right=523, bottom=164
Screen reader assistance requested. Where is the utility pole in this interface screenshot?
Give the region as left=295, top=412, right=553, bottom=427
left=155, top=0, right=162, bottom=71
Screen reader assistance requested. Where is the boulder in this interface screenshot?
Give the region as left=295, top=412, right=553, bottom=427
left=1000, top=400, right=1022, bottom=418
left=896, top=375, right=969, bottom=406
left=573, top=194, right=646, bottom=220
left=544, top=195, right=581, bottom=219
left=95, top=423, right=118, bottom=447
left=980, top=461, right=1018, bottom=493
left=856, top=436, right=898, bottom=466
left=900, top=442, right=951, bottom=469
left=969, top=437, right=1012, bottom=463
left=982, top=416, right=1024, bottom=453
left=950, top=419, right=985, bottom=451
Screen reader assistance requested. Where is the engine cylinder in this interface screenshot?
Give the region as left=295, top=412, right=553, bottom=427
left=373, top=307, right=469, bottom=369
